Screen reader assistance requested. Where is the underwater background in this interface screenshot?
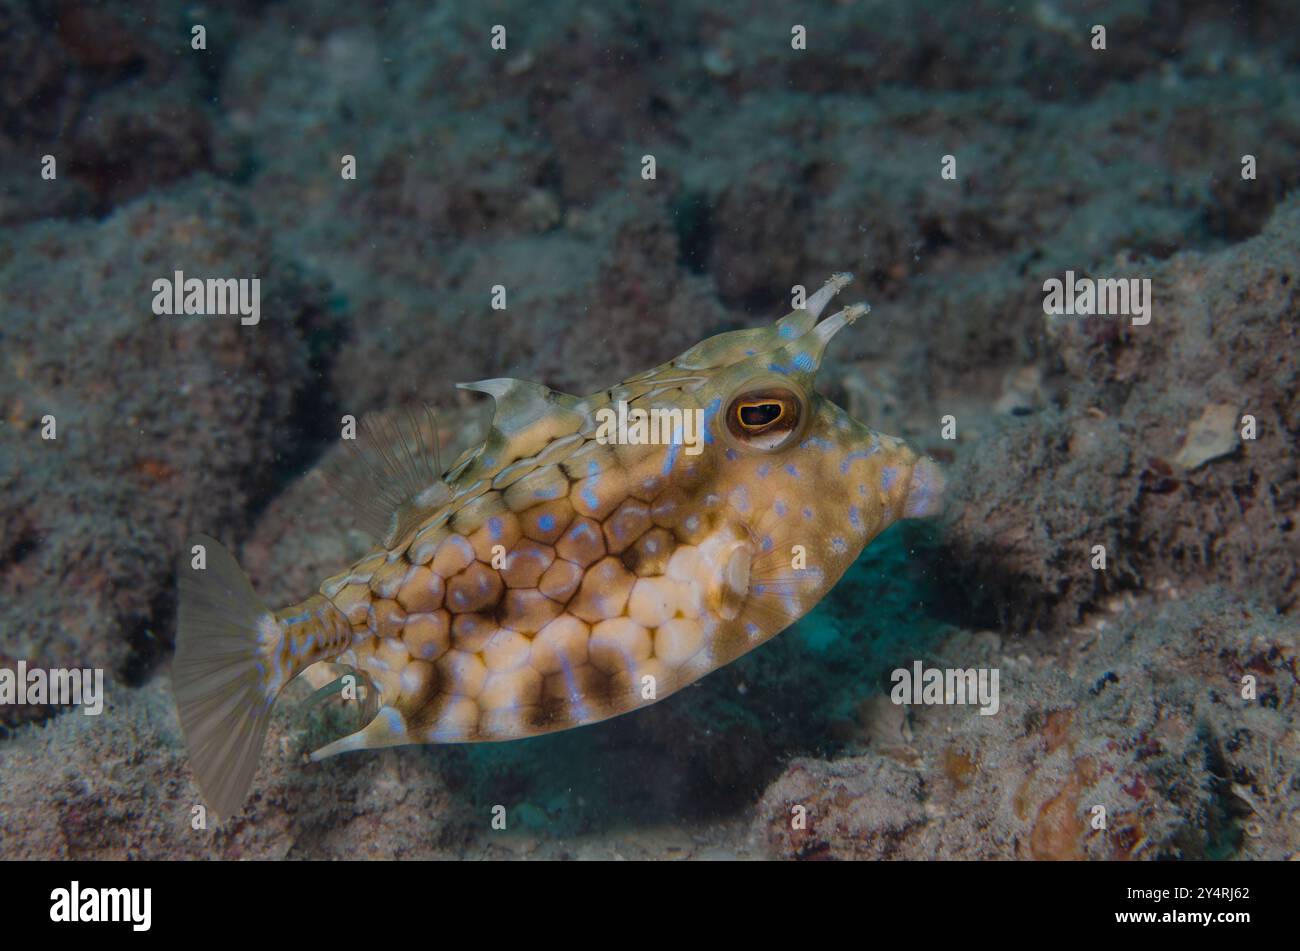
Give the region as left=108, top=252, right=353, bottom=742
left=0, top=0, right=1296, bottom=859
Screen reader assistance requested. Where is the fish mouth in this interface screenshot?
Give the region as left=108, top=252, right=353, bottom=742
left=903, top=455, right=947, bottom=518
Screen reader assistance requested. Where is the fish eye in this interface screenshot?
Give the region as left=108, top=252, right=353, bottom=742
left=725, top=386, right=804, bottom=452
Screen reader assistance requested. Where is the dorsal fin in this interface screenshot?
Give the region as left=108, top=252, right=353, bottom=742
left=452, top=378, right=589, bottom=483
left=324, top=405, right=453, bottom=547
left=455, top=378, right=587, bottom=432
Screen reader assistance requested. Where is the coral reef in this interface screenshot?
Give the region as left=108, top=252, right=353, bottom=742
left=0, top=180, right=334, bottom=712
left=944, top=195, right=1299, bottom=630
left=755, top=587, right=1297, bottom=861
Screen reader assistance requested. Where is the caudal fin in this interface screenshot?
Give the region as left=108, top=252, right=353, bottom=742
left=173, top=534, right=282, bottom=818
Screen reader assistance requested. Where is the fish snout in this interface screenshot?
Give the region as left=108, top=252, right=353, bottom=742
left=903, top=455, right=946, bottom=518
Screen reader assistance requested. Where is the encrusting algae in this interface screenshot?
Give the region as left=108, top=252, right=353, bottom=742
left=173, top=274, right=946, bottom=817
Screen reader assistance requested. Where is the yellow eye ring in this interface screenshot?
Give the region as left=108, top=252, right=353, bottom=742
left=735, top=399, right=787, bottom=430
left=723, top=384, right=805, bottom=452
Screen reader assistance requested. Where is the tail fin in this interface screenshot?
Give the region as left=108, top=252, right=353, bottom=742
left=173, top=534, right=283, bottom=818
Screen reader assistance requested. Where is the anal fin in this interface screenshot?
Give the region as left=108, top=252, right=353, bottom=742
left=308, top=704, right=412, bottom=760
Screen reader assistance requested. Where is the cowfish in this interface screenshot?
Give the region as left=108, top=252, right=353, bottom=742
left=173, top=274, right=945, bottom=816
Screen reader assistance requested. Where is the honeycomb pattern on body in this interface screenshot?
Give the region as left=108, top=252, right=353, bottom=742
left=317, top=438, right=738, bottom=745
left=264, top=281, right=944, bottom=758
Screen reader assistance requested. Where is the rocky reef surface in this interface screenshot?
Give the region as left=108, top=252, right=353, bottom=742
left=0, top=0, right=1295, bottom=859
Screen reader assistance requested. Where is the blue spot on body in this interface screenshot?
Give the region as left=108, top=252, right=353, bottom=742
left=801, top=437, right=832, bottom=451
left=725, top=448, right=738, bottom=462
left=882, top=467, right=898, bottom=491
left=767, top=362, right=790, bottom=375
left=757, top=463, right=771, bottom=478
left=382, top=707, right=404, bottom=734
left=761, top=535, right=774, bottom=552
left=779, top=325, right=797, bottom=339
left=793, top=352, right=815, bottom=372
left=488, top=517, right=503, bottom=540
left=774, top=500, right=788, bottom=516
left=702, top=397, right=721, bottom=444
left=538, top=514, right=556, bottom=533
left=662, top=441, right=681, bottom=476
left=840, top=447, right=877, bottom=474
left=849, top=506, right=861, bottom=527
left=785, top=463, right=799, bottom=477
left=802, top=506, right=814, bottom=520
left=582, top=465, right=600, bottom=510
left=427, top=728, right=465, bottom=741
